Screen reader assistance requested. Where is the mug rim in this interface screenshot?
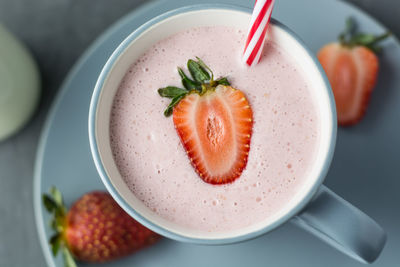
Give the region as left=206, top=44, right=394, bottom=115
left=89, top=3, right=337, bottom=245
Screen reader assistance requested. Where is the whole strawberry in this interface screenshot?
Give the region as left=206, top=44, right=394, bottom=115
left=318, top=17, right=390, bottom=126
left=43, top=187, right=160, bottom=266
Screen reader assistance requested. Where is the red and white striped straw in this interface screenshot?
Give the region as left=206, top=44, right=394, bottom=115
left=243, top=0, right=275, bottom=66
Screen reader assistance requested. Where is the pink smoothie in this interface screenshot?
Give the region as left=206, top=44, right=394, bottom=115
left=110, top=26, right=319, bottom=232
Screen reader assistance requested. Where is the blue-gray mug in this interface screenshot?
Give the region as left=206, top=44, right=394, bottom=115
left=89, top=4, right=386, bottom=264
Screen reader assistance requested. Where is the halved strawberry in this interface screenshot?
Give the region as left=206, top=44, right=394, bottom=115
left=158, top=58, right=253, bottom=184
left=318, top=18, right=390, bottom=126
left=318, top=44, right=378, bottom=125
left=173, top=85, right=252, bottom=184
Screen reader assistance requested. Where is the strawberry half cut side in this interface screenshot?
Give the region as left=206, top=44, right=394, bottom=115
left=317, top=17, right=390, bottom=126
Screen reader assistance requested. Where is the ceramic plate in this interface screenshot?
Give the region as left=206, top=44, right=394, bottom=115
left=34, top=0, right=400, bottom=266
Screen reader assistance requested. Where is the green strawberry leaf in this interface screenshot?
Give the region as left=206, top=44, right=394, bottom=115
left=195, top=57, right=214, bottom=81
left=50, top=186, right=63, bottom=207
left=50, top=217, right=58, bottom=231
left=62, top=246, right=77, bottom=267
left=363, top=32, right=391, bottom=53
left=50, top=233, right=62, bottom=256
left=351, top=33, right=376, bottom=45
left=216, top=77, right=230, bottom=86
left=188, top=59, right=210, bottom=83
left=338, top=17, right=390, bottom=53
left=158, top=86, right=188, bottom=98
left=339, top=17, right=356, bottom=45
left=43, top=194, right=58, bottom=213
left=350, top=32, right=390, bottom=53
left=370, top=32, right=391, bottom=45
left=164, top=94, right=185, bottom=117
left=178, top=68, right=201, bottom=91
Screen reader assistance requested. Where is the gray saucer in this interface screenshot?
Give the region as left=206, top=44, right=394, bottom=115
left=34, top=0, right=400, bottom=266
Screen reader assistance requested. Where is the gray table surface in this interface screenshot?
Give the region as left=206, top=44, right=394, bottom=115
left=0, top=0, right=399, bottom=266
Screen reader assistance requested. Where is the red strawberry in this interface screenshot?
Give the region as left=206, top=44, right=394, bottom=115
left=318, top=18, right=390, bottom=126
left=43, top=188, right=159, bottom=266
left=173, top=85, right=252, bottom=184
left=158, top=58, right=253, bottom=184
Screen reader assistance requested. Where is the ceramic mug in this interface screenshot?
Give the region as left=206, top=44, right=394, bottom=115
left=89, top=4, right=386, bottom=264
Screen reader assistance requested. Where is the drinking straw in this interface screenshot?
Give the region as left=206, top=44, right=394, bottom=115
left=243, top=0, right=276, bottom=66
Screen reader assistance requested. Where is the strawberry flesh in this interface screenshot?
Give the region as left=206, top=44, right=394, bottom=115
left=173, top=85, right=253, bottom=184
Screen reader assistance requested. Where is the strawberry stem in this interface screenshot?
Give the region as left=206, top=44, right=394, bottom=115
left=338, top=17, right=390, bottom=53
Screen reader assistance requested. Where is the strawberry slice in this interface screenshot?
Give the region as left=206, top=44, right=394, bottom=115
left=317, top=18, right=390, bottom=126
left=158, top=58, right=253, bottom=184
left=173, top=85, right=252, bottom=184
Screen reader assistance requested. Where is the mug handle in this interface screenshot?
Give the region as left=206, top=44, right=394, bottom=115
left=291, top=185, right=386, bottom=263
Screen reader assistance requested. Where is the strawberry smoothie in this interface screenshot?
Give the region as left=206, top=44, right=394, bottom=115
left=110, top=26, right=319, bottom=232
